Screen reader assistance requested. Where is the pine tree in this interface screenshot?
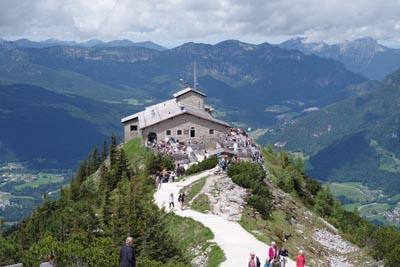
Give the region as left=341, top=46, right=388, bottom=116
left=102, top=189, right=113, bottom=226
left=99, top=163, right=109, bottom=192
left=0, top=218, right=4, bottom=237
left=110, top=134, right=118, bottom=169
left=115, top=149, right=129, bottom=184
left=90, top=147, right=100, bottom=172
left=101, top=140, right=108, bottom=162
left=314, top=188, right=335, bottom=217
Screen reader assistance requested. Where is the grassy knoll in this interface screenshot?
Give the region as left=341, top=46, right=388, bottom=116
left=207, top=245, right=225, bottom=267
left=123, top=138, right=152, bottom=167
left=164, top=214, right=225, bottom=266
left=184, top=176, right=208, bottom=202
left=192, top=193, right=211, bottom=213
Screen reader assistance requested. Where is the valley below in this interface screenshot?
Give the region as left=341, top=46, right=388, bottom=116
left=0, top=162, right=72, bottom=225
left=327, top=182, right=400, bottom=226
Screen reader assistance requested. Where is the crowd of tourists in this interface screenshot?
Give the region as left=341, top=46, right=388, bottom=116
left=147, top=128, right=265, bottom=166
left=147, top=136, right=205, bottom=162
left=155, top=163, right=185, bottom=189
left=217, top=128, right=264, bottom=165
left=248, top=241, right=306, bottom=267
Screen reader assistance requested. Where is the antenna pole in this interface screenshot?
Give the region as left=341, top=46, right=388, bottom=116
left=193, top=61, right=197, bottom=89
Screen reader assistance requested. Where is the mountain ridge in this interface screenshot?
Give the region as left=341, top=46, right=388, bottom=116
left=279, top=37, right=400, bottom=80
left=0, top=39, right=367, bottom=129
left=0, top=38, right=167, bottom=51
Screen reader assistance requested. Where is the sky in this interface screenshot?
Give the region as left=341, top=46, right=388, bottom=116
left=1, top=0, right=400, bottom=48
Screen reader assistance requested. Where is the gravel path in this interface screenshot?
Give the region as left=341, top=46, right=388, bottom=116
left=154, top=168, right=296, bottom=267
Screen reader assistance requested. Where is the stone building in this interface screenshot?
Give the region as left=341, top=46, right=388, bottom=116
left=121, top=87, right=230, bottom=144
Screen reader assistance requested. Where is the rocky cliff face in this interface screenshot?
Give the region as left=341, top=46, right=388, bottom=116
left=279, top=37, right=400, bottom=80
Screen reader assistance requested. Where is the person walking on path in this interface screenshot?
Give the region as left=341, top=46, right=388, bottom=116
left=248, top=252, right=256, bottom=267
left=40, top=254, right=55, bottom=267
left=178, top=192, right=185, bottom=210
left=279, top=247, right=289, bottom=267
left=169, top=193, right=175, bottom=210
left=296, top=250, right=306, bottom=267
left=119, top=237, right=136, bottom=267
left=266, top=241, right=278, bottom=267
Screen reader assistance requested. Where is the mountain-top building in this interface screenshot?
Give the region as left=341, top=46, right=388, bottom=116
left=121, top=87, right=230, bottom=144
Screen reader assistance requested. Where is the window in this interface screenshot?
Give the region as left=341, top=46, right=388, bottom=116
left=166, top=130, right=171, bottom=135
left=130, top=125, right=138, bottom=132
left=184, top=129, right=189, bottom=135
left=177, top=129, right=182, bottom=135
left=209, top=129, right=215, bottom=135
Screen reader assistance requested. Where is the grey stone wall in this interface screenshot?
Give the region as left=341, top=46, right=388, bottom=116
left=176, top=91, right=204, bottom=109
left=141, top=113, right=228, bottom=143
left=123, top=117, right=141, bottom=142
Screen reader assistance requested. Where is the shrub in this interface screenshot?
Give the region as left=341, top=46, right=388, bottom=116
left=185, top=156, right=218, bottom=176
left=247, top=195, right=272, bottom=220
left=227, top=162, right=272, bottom=218
left=227, top=161, right=265, bottom=181
left=146, top=154, right=175, bottom=174
left=230, top=173, right=254, bottom=189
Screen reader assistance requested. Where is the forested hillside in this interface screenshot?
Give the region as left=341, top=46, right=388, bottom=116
left=0, top=83, right=125, bottom=169
left=0, top=137, right=220, bottom=266
left=259, top=69, right=400, bottom=196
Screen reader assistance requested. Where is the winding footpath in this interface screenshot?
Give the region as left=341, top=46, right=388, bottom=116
left=153, top=168, right=296, bottom=267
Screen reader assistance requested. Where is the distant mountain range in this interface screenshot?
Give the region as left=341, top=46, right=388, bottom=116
left=0, top=39, right=367, bottom=128
left=279, top=37, right=400, bottom=80
left=0, top=38, right=376, bottom=169
left=259, top=69, right=400, bottom=195
left=0, top=38, right=167, bottom=51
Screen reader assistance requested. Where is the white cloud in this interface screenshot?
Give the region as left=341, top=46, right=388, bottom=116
left=1, top=0, right=400, bottom=47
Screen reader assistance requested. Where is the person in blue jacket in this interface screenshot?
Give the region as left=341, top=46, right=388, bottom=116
left=120, top=236, right=136, bottom=267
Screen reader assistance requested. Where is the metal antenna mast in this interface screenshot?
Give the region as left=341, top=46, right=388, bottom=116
left=193, top=61, right=197, bottom=89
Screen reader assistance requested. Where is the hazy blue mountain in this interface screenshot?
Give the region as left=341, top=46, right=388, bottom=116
left=5, top=39, right=366, bottom=127
left=0, top=83, right=124, bottom=169
left=95, top=39, right=167, bottom=50
left=0, top=39, right=369, bottom=135
left=0, top=38, right=167, bottom=51
left=258, top=69, right=400, bottom=194
left=279, top=37, right=400, bottom=80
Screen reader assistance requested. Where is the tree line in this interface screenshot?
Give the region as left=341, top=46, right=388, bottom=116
left=0, top=135, right=187, bottom=266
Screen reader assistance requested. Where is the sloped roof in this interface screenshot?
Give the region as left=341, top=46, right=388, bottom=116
left=121, top=98, right=229, bottom=128
left=173, top=87, right=207, bottom=98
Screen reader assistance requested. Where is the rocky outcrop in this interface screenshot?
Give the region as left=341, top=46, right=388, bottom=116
left=200, top=174, right=248, bottom=221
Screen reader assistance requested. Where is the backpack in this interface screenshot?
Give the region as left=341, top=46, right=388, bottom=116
left=256, top=256, right=261, bottom=267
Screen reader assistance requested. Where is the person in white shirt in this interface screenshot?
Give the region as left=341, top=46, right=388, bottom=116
left=169, top=193, right=175, bottom=210
left=40, top=254, right=55, bottom=267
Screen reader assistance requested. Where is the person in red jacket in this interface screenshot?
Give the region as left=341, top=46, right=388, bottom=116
left=296, top=250, right=306, bottom=267
left=267, top=241, right=278, bottom=266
